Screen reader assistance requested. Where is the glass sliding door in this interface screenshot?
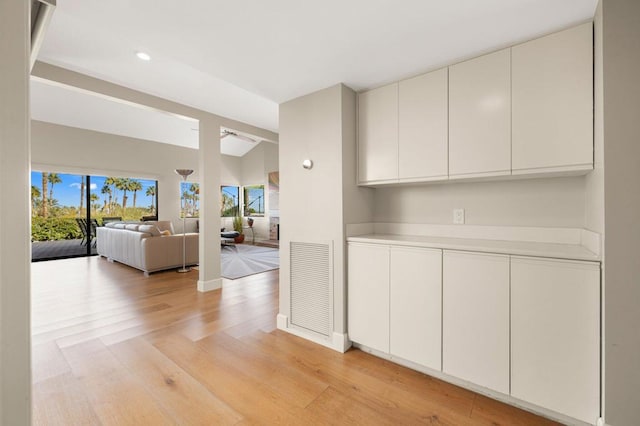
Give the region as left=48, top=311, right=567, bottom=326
left=31, top=170, right=158, bottom=261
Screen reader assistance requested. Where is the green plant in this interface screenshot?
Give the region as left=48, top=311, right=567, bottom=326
left=31, top=217, right=82, bottom=241
left=232, top=216, right=243, bottom=234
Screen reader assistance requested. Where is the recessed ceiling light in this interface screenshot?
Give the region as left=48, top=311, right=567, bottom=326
left=136, top=51, right=151, bottom=61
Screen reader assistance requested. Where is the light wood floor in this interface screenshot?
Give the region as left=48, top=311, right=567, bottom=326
left=32, top=256, right=559, bottom=425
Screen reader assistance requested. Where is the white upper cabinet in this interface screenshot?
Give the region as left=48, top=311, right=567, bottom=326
left=390, top=246, right=442, bottom=370
left=511, top=256, right=600, bottom=424
left=398, top=68, right=448, bottom=181
left=357, top=23, right=593, bottom=185
left=357, top=83, right=398, bottom=184
left=512, top=23, right=593, bottom=174
left=442, top=250, right=510, bottom=394
left=449, top=49, right=511, bottom=178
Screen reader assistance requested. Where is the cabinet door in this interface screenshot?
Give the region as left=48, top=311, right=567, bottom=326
left=443, top=251, right=510, bottom=394
left=390, top=247, right=442, bottom=370
left=398, top=68, right=448, bottom=181
left=511, top=256, right=600, bottom=424
left=357, top=83, right=398, bottom=184
left=449, top=49, right=511, bottom=178
left=347, top=243, right=389, bottom=352
left=512, top=23, right=593, bottom=174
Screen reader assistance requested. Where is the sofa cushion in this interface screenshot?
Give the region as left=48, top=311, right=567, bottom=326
left=114, top=223, right=126, bottom=229
left=125, top=224, right=140, bottom=231
left=139, top=224, right=161, bottom=236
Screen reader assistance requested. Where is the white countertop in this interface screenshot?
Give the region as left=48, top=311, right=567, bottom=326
left=347, top=233, right=600, bottom=262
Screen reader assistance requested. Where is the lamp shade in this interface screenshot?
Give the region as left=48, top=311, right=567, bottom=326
left=175, top=169, right=194, bottom=179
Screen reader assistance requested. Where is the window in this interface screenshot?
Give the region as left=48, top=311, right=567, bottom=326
left=221, top=185, right=240, bottom=217
left=30, top=171, right=158, bottom=261
left=180, top=182, right=199, bottom=218
left=243, top=184, right=265, bottom=216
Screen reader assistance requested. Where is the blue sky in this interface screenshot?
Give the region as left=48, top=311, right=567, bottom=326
left=31, top=172, right=156, bottom=209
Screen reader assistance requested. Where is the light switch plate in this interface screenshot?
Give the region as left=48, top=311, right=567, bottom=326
left=453, top=208, right=465, bottom=224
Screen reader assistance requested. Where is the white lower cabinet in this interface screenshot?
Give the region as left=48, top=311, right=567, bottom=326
left=442, top=250, right=510, bottom=394
left=511, top=256, right=600, bottom=424
left=390, top=246, right=442, bottom=370
left=348, top=241, right=601, bottom=424
left=347, top=243, right=390, bottom=353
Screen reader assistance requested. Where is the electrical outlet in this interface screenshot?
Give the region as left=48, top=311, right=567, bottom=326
left=453, top=208, right=465, bottom=224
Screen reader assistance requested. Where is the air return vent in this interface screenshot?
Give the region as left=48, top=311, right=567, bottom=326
left=290, top=241, right=333, bottom=337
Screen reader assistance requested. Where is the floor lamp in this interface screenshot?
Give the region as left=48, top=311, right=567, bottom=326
left=175, top=169, right=194, bottom=273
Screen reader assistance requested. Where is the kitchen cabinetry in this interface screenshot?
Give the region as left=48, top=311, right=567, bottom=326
left=357, top=23, right=593, bottom=186
left=347, top=243, right=389, bottom=352
left=390, top=246, right=442, bottom=370
left=442, top=250, right=510, bottom=393
left=357, top=83, right=398, bottom=184
left=398, top=68, right=448, bottom=182
left=511, top=256, right=600, bottom=424
left=448, top=49, right=511, bottom=178
left=512, top=22, right=593, bottom=174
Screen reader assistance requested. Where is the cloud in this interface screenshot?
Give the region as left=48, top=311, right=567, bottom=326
left=70, top=183, right=98, bottom=190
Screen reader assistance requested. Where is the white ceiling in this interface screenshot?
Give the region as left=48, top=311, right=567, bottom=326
left=33, top=0, right=598, bottom=144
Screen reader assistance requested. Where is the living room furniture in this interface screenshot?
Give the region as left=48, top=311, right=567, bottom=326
left=221, top=229, right=240, bottom=246
left=101, top=216, right=122, bottom=226
left=96, top=221, right=198, bottom=276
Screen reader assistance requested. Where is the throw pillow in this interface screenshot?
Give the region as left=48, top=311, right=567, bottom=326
left=160, top=230, right=171, bottom=236
left=138, top=225, right=161, bottom=237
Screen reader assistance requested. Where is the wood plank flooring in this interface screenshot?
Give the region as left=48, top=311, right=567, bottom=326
left=31, top=256, right=559, bottom=425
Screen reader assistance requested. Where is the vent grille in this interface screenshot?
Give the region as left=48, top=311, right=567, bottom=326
left=290, top=241, right=333, bottom=337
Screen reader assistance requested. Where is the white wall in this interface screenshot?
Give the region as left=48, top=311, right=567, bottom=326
left=279, top=84, right=373, bottom=345
left=374, top=177, right=586, bottom=227
left=221, top=155, right=242, bottom=186
left=0, top=0, right=31, bottom=423
left=31, top=121, right=243, bottom=233
left=601, top=0, right=640, bottom=423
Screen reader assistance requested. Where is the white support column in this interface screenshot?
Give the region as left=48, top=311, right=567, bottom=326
left=197, top=116, right=223, bottom=292
left=0, top=0, right=32, bottom=423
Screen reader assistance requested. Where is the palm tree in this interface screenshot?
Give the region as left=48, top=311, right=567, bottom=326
left=189, top=183, right=199, bottom=216
left=145, top=186, right=156, bottom=214
left=89, top=193, right=99, bottom=214
left=130, top=180, right=142, bottom=209
left=41, top=172, right=48, bottom=218
left=47, top=173, right=62, bottom=204
left=105, top=177, right=118, bottom=212
left=78, top=175, right=86, bottom=215
left=101, top=184, right=112, bottom=214
left=31, top=185, right=41, bottom=216
left=116, top=178, right=132, bottom=211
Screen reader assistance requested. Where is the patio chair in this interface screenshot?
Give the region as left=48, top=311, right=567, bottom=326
left=89, top=218, right=99, bottom=248
left=75, top=218, right=89, bottom=246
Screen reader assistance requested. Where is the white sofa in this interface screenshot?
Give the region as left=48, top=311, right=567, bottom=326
left=97, top=221, right=198, bottom=276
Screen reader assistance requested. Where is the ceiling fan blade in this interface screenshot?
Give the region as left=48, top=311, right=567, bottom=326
left=221, top=130, right=257, bottom=143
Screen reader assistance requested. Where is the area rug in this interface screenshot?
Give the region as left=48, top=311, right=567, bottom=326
left=221, top=244, right=279, bottom=279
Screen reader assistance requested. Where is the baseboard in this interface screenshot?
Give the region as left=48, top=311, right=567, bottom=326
left=197, top=278, right=222, bottom=292
left=276, top=314, right=351, bottom=353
